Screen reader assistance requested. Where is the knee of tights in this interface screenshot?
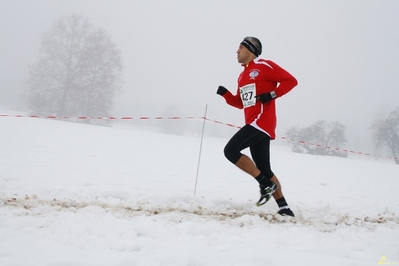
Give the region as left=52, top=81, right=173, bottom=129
left=223, top=145, right=241, bottom=164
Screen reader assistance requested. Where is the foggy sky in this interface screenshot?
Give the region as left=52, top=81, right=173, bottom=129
left=1, top=0, right=399, bottom=152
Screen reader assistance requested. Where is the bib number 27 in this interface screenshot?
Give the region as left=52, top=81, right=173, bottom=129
left=240, top=83, right=256, bottom=108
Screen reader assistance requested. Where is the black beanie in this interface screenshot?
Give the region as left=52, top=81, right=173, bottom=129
left=240, top=37, right=262, bottom=57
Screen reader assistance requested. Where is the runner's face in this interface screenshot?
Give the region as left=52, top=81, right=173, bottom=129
left=236, top=44, right=253, bottom=64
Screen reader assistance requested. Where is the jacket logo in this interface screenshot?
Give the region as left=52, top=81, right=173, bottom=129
left=249, top=70, right=259, bottom=79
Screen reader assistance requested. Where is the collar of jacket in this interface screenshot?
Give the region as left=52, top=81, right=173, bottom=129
left=242, top=60, right=255, bottom=68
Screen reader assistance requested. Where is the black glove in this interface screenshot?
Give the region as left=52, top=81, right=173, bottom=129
left=256, top=93, right=273, bottom=104
left=217, top=86, right=228, bottom=96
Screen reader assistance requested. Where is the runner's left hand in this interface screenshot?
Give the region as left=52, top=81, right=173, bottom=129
left=256, top=93, right=273, bottom=103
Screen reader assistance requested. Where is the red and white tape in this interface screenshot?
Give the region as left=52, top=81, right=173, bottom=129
left=205, top=117, right=398, bottom=161
left=1, top=114, right=397, bottom=161
left=0, top=114, right=204, bottom=120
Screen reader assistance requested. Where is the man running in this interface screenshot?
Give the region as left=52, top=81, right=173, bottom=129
left=217, top=36, right=297, bottom=217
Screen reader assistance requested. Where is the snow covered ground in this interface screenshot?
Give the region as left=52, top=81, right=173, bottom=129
left=1, top=114, right=398, bottom=266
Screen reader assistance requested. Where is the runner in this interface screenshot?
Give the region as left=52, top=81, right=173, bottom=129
left=217, top=36, right=298, bottom=216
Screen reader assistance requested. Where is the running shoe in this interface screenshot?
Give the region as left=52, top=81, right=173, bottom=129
left=256, top=182, right=277, bottom=206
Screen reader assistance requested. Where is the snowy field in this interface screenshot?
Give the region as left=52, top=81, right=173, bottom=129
left=1, top=113, right=398, bottom=266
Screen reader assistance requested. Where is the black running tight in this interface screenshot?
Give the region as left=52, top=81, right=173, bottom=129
left=224, top=125, right=274, bottom=179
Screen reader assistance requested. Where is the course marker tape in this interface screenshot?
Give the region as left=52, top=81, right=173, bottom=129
left=1, top=114, right=397, bottom=161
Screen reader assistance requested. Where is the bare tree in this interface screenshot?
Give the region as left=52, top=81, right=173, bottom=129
left=286, top=120, right=347, bottom=157
left=24, top=13, right=122, bottom=121
left=371, top=107, right=399, bottom=164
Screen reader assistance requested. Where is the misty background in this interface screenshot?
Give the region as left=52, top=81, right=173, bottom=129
left=1, top=0, right=399, bottom=154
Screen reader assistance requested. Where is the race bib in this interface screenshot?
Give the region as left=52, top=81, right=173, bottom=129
left=240, top=83, right=256, bottom=108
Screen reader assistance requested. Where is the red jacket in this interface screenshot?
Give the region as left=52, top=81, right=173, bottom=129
left=222, top=59, right=297, bottom=139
